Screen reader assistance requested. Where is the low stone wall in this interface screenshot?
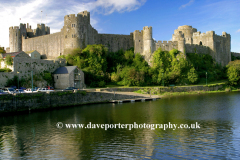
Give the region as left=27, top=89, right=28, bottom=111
left=0, top=91, right=146, bottom=114
left=98, top=84, right=223, bottom=93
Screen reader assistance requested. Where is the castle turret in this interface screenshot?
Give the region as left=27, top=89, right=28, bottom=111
left=133, top=30, right=143, bottom=54
left=63, top=14, right=79, bottom=51
left=173, top=25, right=197, bottom=44
left=34, top=23, right=49, bottom=36
left=9, top=26, right=22, bottom=52
left=143, top=26, right=153, bottom=55
left=178, top=38, right=185, bottom=54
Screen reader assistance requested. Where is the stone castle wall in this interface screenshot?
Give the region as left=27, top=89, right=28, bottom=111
left=185, top=44, right=209, bottom=54
left=98, top=34, right=133, bottom=52
left=22, top=32, right=64, bottom=59
left=213, top=32, right=231, bottom=66
left=231, top=52, right=240, bottom=58
left=155, top=41, right=178, bottom=51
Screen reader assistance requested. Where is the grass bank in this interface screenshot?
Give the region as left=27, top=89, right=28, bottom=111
left=133, top=82, right=240, bottom=98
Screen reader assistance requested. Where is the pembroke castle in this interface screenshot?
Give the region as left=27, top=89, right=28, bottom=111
left=7, top=10, right=232, bottom=67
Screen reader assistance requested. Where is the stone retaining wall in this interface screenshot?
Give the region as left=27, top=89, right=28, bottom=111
left=0, top=91, right=146, bottom=114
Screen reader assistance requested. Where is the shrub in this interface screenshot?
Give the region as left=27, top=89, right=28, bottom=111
left=5, top=55, right=13, bottom=65
left=98, top=81, right=105, bottom=87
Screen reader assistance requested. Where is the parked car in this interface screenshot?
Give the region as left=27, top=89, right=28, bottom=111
left=15, top=89, right=26, bottom=93
left=0, top=89, right=8, bottom=95
left=62, top=87, right=78, bottom=91
left=46, top=86, right=54, bottom=90
left=37, top=88, right=54, bottom=92
left=3, top=88, right=16, bottom=94
left=10, top=86, right=17, bottom=89
left=25, top=88, right=38, bottom=93
left=20, top=87, right=26, bottom=90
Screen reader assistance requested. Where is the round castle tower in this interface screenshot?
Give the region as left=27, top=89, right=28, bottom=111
left=143, top=26, right=153, bottom=55
left=172, top=25, right=197, bottom=44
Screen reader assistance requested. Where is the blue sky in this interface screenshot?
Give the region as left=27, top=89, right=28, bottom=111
left=0, top=0, right=239, bottom=52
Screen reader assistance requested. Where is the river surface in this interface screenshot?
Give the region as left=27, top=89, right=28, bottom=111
left=0, top=92, right=240, bottom=159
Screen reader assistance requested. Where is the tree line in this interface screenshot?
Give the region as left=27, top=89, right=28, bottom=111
left=59, top=44, right=239, bottom=87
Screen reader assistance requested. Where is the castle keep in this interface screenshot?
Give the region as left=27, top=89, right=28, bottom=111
left=8, top=11, right=231, bottom=66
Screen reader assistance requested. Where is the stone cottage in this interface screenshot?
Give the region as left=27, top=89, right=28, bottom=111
left=53, top=66, right=85, bottom=89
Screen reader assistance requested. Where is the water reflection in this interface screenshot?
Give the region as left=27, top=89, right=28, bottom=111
left=0, top=92, right=240, bottom=159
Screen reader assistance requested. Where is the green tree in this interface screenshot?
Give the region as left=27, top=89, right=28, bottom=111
left=5, top=55, right=13, bottom=65
left=0, top=47, right=6, bottom=53
left=226, top=60, right=240, bottom=86
left=43, top=71, right=53, bottom=85
left=188, top=67, right=198, bottom=84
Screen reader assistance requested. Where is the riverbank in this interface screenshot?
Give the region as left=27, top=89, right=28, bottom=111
left=1, top=83, right=239, bottom=115
left=0, top=90, right=158, bottom=115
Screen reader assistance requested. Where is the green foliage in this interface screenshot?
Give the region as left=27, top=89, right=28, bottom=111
left=61, top=45, right=109, bottom=87
left=59, top=44, right=227, bottom=87
left=0, top=47, right=6, bottom=53
left=226, top=60, right=240, bottom=86
left=98, top=81, right=106, bottom=87
left=151, top=48, right=190, bottom=85
left=231, top=53, right=240, bottom=61
left=188, top=67, right=198, bottom=84
left=5, top=55, right=13, bottom=65
left=42, top=71, right=53, bottom=86
left=111, top=72, right=120, bottom=82
left=0, top=68, right=12, bottom=72
left=6, top=75, right=18, bottom=87
left=186, top=53, right=225, bottom=82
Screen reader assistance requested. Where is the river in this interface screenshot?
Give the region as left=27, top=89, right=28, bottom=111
left=0, top=92, right=240, bottom=159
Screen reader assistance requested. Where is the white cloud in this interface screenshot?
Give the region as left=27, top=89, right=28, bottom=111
left=0, top=0, right=146, bottom=49
left=93, top=0, right=147, bottom=14
left=179, top=0, right=195, bottom=10
left=237, top=29, right=240, bottom=33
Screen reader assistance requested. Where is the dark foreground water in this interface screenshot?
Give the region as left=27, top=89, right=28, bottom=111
left=0, top=92, right=240, bottom=159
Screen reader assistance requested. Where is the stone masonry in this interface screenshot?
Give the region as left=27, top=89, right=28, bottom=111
left=8, top=11, right=231, bottom=66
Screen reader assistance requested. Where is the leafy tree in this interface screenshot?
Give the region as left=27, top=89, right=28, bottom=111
left=226, top=60, right=240, bottom=86
left=188, top=67, right=198, bottom=84
left=43, top=71, right=54, bottom=86
left=0, top=47, right=6, bottom=53
left=5, top=55, right=13, bottom=65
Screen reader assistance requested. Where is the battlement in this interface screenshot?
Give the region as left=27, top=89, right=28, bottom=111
left=178, top=25, right=193, bottom=29
left=206, top=31, right=215, bottom=35
left=193, top=31, right=215, bottom=37
left=177, top=25, right=197, bottom=31
left=65, top=14, right=76, bottom=18
left=78, top=10, right=90, bottom=17
left=157, top=40, right=178, bottom=44
left=134, top=30, right=141, bottom=33
left=143, top=26, right=152, bottom=30
left=9, top=26, right=19, bottom=30
left=155, top=40, right=178, bottom=51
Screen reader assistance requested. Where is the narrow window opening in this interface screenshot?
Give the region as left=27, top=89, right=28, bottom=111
left=57, top=76, right=58, bottom=79
left=199, top=41, right=202, bottom=45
